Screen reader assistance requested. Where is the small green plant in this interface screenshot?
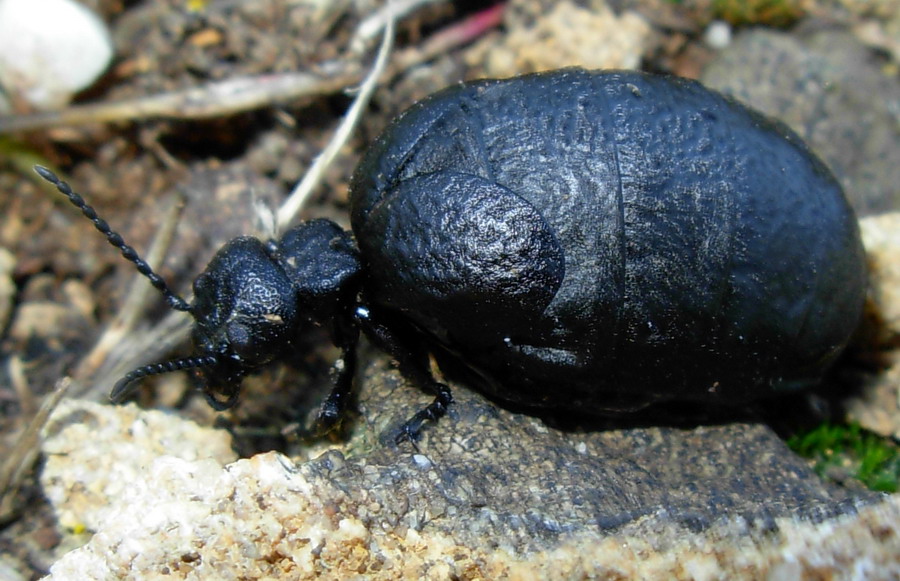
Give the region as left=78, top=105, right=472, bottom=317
left=788, top=422, right=900, bottom=493
left=713, top=0, right=806, bottom=27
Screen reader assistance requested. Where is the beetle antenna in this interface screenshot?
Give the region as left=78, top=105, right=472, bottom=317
left=110, top=354, right=219, bottom=402
left=34, top=166, right=192, bottom=313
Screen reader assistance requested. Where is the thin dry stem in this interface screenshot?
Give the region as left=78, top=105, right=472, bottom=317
left=0, top=1, right=501, bottom=135
left=7, top=356, right=35, bottom=417
left=0, top=377, right=71, bottom=525
left=353, top=0, right=445, bottom=48
left=277, top=11, right=395, bottom=229
left=392, top=3, right=505, bottom=70
left=0, top=66, right=359, bottom=134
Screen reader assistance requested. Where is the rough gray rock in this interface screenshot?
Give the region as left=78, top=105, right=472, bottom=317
left=38, top=393, right=900, bottom=579
left=702, top=29, right=900, bottom=216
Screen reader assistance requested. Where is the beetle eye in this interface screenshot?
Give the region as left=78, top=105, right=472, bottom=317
left=193, top=272, right=211, bottom=295
left=226, top=322, right=254, bottom=358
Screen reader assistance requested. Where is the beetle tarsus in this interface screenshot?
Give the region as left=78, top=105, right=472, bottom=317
left=203, top=388, right=241, bottom=411
left=394, top=383, right=453, bottom=445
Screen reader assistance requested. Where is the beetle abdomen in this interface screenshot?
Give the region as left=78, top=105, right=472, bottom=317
left=351, top=69, right=866, bottom=413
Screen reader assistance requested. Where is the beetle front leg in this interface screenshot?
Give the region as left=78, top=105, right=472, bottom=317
left=354, top=305, right=453, bottom=444
left=302, top=316, right=359, bottom=438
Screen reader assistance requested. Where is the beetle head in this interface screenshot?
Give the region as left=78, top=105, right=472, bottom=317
left=187, top=236, right=301, bottom=408
left=103, top=235, right=303, bottom=409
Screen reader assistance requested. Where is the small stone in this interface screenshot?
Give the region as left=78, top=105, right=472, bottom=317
left=845, top=213, right=900, bottom=438
left=860, top=213, right=900, bottom=343
left=0, top=0, right=113, bottom=111
left=0, top=248, right=15, bottom=332
left=703, top=20, right=732, bottom=50
left=470, top=0, right=650, bottom=77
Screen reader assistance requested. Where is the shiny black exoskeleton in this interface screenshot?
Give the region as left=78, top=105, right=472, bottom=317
left=37, top=68, right=867, bottom=442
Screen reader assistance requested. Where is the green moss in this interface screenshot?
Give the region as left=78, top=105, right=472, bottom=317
left=713, top=0, right=806, bottom=27
left=662, top=0, right=806, bottom=28
left=788, top=421, right=900, bottom=493
left=0, top=137, right=49, bottom=175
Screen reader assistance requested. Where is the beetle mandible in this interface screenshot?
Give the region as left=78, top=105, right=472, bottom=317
left=37, top=68, right=867, bottom=442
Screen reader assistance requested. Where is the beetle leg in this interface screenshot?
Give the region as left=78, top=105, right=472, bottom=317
left=355, top=305, right=453, bottom=444
left=308, top=315, right=360, bottom=437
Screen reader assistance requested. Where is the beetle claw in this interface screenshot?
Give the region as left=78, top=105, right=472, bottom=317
left=394, top=423, right=422, bottom=450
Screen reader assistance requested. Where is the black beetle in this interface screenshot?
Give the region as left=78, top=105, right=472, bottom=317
left=37, top=68, right=866, bottom=442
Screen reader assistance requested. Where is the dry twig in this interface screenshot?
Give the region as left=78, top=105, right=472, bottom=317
left=277, top=9, right=395, bottom=229
left=0, top=66, right=360, bottom=134
left=0, top=378, right=71, bottom=525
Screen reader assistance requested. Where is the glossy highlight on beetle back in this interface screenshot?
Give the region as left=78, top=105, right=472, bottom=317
left=351, top=68, right=866, bottom=413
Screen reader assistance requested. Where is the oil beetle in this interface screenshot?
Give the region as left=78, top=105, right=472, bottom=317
left=37, top=68, right=867, bottom=442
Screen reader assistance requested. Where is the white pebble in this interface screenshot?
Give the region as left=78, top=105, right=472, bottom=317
left=703, top=20, right=732, bottom=50
left=0, top=0, right=113, bottom=111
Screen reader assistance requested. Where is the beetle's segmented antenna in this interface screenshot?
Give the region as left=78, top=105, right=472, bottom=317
left=34, top=165, right=192, bottom=313
left=110, top=354, right=219, bottom=402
